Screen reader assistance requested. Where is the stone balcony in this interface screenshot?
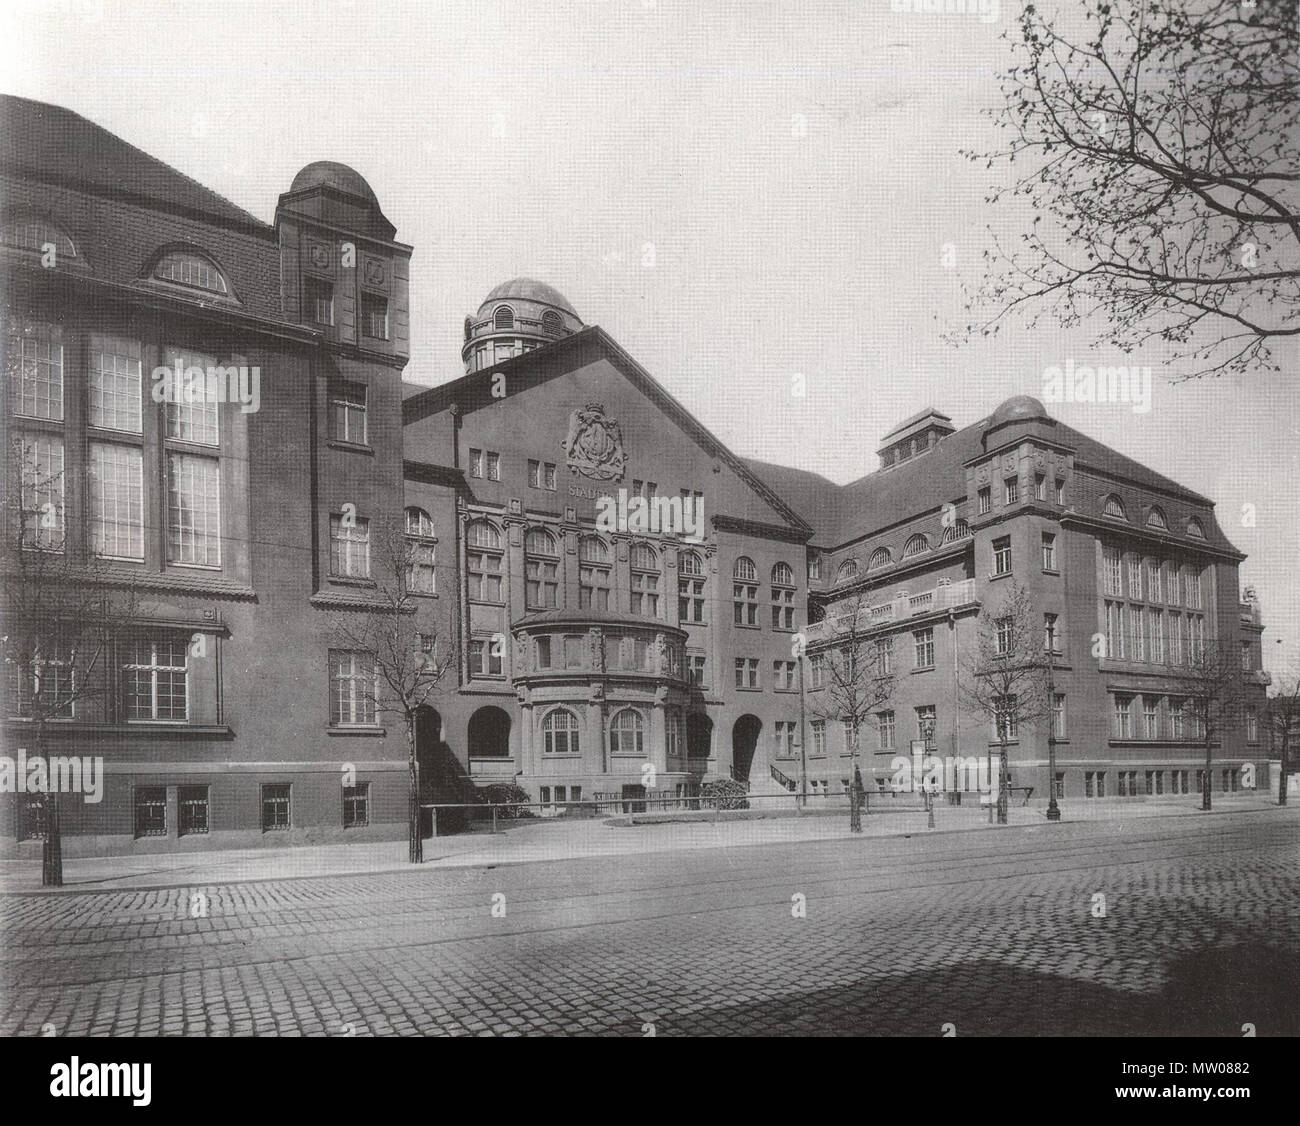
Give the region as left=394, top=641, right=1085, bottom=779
left=805, top=578, right=979, bottom=644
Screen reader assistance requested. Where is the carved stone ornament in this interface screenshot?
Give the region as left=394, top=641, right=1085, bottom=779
left=561, top=402, right=626, bottom=481
left=308, top=242, right=330, bottom=270
left=588, top=627, right=605, bottom=673
left=362, top=256, right=386, bottom=286
left=514, top=631, right=528, bottom=672
left=976, top=465, right=990, bottom=485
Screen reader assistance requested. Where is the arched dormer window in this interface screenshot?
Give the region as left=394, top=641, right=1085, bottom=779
left=524, top=527, right=559, bottom=609
left=867, top=548, right=891, bottom=572
left=541, top=309, right=563, bottom=337
left=903, top=534, right=929, bottom=558
left=630, top=542, right=660, bottom=617
left=678, top=550, right=705, bottom=623
left=404, top=507, right=436, bottom=594
left=942, top=520, right=972, bottom=543
left=579, top=535, right=611, bottom=610
left=2, top=215, right=78, bottom=262
left=151, top=248, right=230, bottom=296
left=493, top=305, right=514, bottom=331
left=1186, top=517, right=1205, bottom=539
left=1102, top=494, right=1127, bottom=520
left=1146, top=506, right=1168, bottom=530
left=836, top=559, right=860, bottom=583
left=541, top=708, right=580, bottom=755
left=466, top=519, right=503, bottom=603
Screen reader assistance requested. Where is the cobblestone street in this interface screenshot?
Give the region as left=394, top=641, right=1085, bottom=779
left=2, top=808, right=1296, bottom=1037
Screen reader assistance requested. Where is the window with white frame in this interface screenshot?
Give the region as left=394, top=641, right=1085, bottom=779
left=14, top=432, right=64, bottom=550
left=734, top=657, right=759, bottom=689
left=467, top=521, right=503, bottom=602
left=1102, top=546, right=1123, bottom=595
left=996, top=616, right=1013, bottom=656
left=525, top=527, right=560, bottom=609
left=913, top=627, right=935, bottom=669
left=329, top=382, right=368, bottom=445
left=543, top=708, right=580, bottom=755
left=609, top=708, right=644, bottom=756
left=579, top=536, right=610, bottom=610
left=122, top=637, right=189, bottom=721
left=678, top=550, right=705, bottom=622
left=88, top=335, right=142, bottom=432
left=166, top=453, right=221, bottom=567
left=877, top=710, right=895, bottom=750
left=329, top=649, right=377, bottom=726
left=630, top=543, right=660, bottom=616
left=404, top=506, right=436, bottom=594
left=9, top=637, right=74, bottom=719
left=468, top=637, right=503, bottom=677
left=1112, top=694, right=1134, bottom=738
left=155, top=250, right=229, bottom=295
left=88, top=442, right=144, bottom=560
left=771, top=562, right=795, bottom=630
left=977, top=486, right=991, bottom=515
left=330, top=514, right=370, bottom=578
left=733, top=557, right=759, bottom=625
left=163, top=347, right=219, bottom=446
left=7, top=317, right=63, bottom=420
left=992, top=536, right=1012, bottom=576
left=1143, top=696, right=1159, bottom=739
left=1041, top=532, right=1056, bottom=571
left=811, top=720, right=826, bottom=756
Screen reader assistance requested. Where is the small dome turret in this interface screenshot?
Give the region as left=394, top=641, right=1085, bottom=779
left=462, top=277, right=583, bottom=373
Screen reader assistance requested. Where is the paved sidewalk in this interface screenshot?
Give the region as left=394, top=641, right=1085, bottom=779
left=0, top=792, right=1281, bottom=894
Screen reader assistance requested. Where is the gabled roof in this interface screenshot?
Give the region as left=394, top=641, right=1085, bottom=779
left=0, top=95, right=267, bottom=231
left=404, top=326, right=812, bottom=539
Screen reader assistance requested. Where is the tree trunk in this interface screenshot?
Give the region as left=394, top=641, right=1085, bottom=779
left=407, top=715, right=422, bottom=864
left=37, top=719, right=63, bottom=888
left=848, top=734, right=862, bottom=833
left=1202, top=737, right=1212, bottom=811
left=997, top=737, right=1009, bottom=825
left=1280, top=736, right=1289, bottom=806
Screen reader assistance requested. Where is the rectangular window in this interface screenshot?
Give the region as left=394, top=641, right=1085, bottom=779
left=991, top=698, right=1015, bottom=740
left=1147, top=559, right=1162, bottom=603
left=1168, top=612, right=1182, bottom=665
left=1128, top=555, right=1143, bottom=599
left=1132, top=605, right=1145, bottom=662
left=992, top=537, right=1012, bottom=576
left=913, top=627, right=935, bottom=669
left=329, top=382, right=368, bottom=445
left=1035, top=474, right=1046, bottom=501
left=330, top=514, right=371, bottom=578
left=1102, top=546, right=1123, bottom=596
left=733, top=582, right=759, bottom=626
left=1043, top=613, right=1060, bottom=654
left=631, top=568, right=660, bottom=617
left=567, top=635, right=587, bottom=669
left=88, top=442, right=144, bottom=560
left=774, top=721, right=796, bottom=758
left=877, top=637, right=893, bottom=675
left=811, top=720, right=826, bottom=756
left=134, top=786, right=167, bottom=837
left=261, top=784, right=291, bottom=831
left=9, top=638, right=75, bottom=719
left=734, top=658, right=759, bottom=689
left=329, top=649, right=377, bottom=725
left=14, top=432, right=64, bottom=550
left=997, top=616, right=1013, bottom=655
left=579, top=564, right=609, bottom=610
left=469, top=544, right=503, bottom=603
left=688, top=652, right=707, bottom=687
left=809, top=653, right=825, bottom=689
left=771, top=586, right=795, bottom=631
left=1166, top=561, right=1180, bottom=605
left=1246, top=707, right=1259, bottom=743
left=362, top=295, right=388, bottom=340
left=978, top=487, right=991, bottom=515
left=88, top=334, right=142, bottom=432
left=343, top=782, right=370, bottom=827
left=163, top=347, right=220, bottom=446
left=526, top=558, right=559, bottom=609
left=1004, top=477, right=1019, bottom=505
left=1143, top=697, right=1159, bottom=740
left=1169, top=699, right=1184, bottom=740
left=773, top=660, right=797, bottom=691
left=469, top=638, right=504, bottom=677
left=916, top=704, right=937, bottom=740
left=469, top=448, right=483, bottom=478
left=166, top=453, right=221, bottom=567
left=535, top=636, right=552, bottom=669
left=178, top=785, right=208, bottom=835
left=1113, top=694, right=1133, bottom=738
left=1055, top=479, right=1065, bottom=505
left=7, top=318, right=64, bottom=420
left=1041, top=533, right=1056, bottom=571
left=528, top=459, right=541, bottom=488
left=878, top=710, right=895, bottom=751
left=307, top=278, right=334, bottom=326
left=122, top=637, right=188, bottom=721
left=486, top=452, right=500, bottom=481
left=1151, top=609, right=1165, bottom=663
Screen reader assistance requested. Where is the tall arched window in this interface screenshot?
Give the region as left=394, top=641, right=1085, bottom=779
left=466, top=520, right=503, bottom=603
left=678, top=549, right=705, bottom=623
left=771, top=562, right=795, bottom=630
left=493, top=305, right=514, bottom=331
left=579, top=535, right=610, bottom=610
left=903, top=534, right=929, bottom=558
left=1103, top=494, right=1127, bottom=519
left=867, top=549, right=891, bottom=572
left=836, top=558, right=860, bottom=583
left=733, top=557, right=758, bottom=625
left=152, top=249, right=229, bottom=295
left=524, top=527, right=559, bottom=608
left=541, top=309, right=562, bottom=337
left=630, top=542, right=660, bottom=616
left=609, top=708, right=644, bottom=756
left=404, top=506, right=436, bottom=594
left=542, top=708, right=580, bottom=755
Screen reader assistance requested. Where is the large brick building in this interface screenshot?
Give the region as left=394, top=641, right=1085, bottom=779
left=0, top=97, right=1273, bottom=855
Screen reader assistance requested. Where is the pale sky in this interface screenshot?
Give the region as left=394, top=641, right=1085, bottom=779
left=3, top=0, right=1296, bottom=671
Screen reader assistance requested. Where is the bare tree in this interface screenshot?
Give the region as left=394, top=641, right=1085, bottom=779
left=1265, top=657, right=1300, bottom=807
left=332, top=518, right=457, bottom=863
left=806, top=586, right=896, bottom=832
left=959, top=0, right=1299, bottom=381
left=1164, top=638, right=1242, bottom=811
left=957, top=582, right=1051, bottom=825
left=1, top=437, right=138, bottom=886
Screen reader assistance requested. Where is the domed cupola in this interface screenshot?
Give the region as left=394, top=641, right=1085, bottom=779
left=462, top=277, right=583, bottom=373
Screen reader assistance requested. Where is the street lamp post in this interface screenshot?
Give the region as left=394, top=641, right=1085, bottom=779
left=797, top=645, right=809, bottom=809
left=1046, top=661, right=1061, bottom=822
left=921, top=714, right=936, bottom=829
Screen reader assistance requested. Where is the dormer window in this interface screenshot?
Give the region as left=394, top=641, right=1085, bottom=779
left=541, top=310, right=562, bottom=337
left=1186, top=517, right=1205, bottom=539
left=1146, top=506, right=1168, bottom=530
left=153, top=250, right=228, bottom=295
left=2, top=215, right=78, bottom=261
left=494, top=305, right=514, bottom=331
left=1102, top=494, right=1127, bottom=520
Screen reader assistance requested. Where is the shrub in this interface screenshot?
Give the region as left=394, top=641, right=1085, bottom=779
left=700, top=778, right=750, bottom=811
left=480, top=782, right=534, bottom=819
